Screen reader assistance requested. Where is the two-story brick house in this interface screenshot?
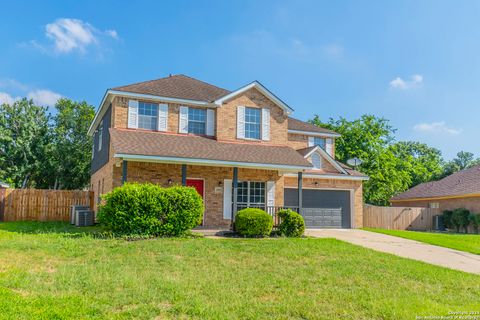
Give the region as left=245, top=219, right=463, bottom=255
left=88, top=75, right=368, bottom=228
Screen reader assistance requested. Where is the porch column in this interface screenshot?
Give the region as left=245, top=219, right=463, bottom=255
left=181, top=164, right=187, bottom=186
left=121, top=160, right=128, bottom=185
left=297, top=171, right=303, bottom=214
left=232, top=167, right=238, bottom=222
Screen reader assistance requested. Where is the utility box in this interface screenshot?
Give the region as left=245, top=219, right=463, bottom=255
left=75, top=210, right=95, bottom=227
left=433, top=215, right=445, bottom=231
left=70, top=205, right=90, bottom=224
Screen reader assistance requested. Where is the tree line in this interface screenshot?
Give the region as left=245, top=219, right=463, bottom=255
left=1, top=99, right=478, bottom=205
left=311, top=115, right=480, bottom=205
left=0, top=98, right=94, bottom=190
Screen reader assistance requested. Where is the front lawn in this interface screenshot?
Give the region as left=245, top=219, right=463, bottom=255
left=0, top=222, right=479, bottom=319
left=364, top=228, right=480, bottom=255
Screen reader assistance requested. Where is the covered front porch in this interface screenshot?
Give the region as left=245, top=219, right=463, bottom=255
left=115, top=158, right=305, bottom=227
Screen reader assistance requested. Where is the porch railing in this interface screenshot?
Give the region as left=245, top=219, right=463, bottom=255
left=234, top=205, right=300, bottom=227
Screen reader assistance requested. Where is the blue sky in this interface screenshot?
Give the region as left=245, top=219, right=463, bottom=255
left=1, top=0, right=479, bottom=159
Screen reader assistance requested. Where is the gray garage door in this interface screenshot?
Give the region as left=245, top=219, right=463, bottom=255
left=284, top=189, right=351, bottom=228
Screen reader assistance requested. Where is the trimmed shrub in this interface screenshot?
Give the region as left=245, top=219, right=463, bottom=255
left=469, top=213, right=480, bottom=234
left=442, top=210, right=453, bottom=229
left=235, top=208, right=273, bottom=237
left=98, top=183, right=203, bottom=236
left=278, top=209, right=305, bottom=237
left=451, top=208, right=470, bottom=233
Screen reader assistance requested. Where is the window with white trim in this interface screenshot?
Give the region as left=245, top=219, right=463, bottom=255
left=97, top=120, right=103, bottom=151
left=188, top=108, right=206, bottom=134
left=235, top=181, right=266, bottom=210
left=138, top=102, right=158, bottom=130
left=311, top=153, right=321, bottom=169
left=313, top=137, right=326, bottom=149
left=244, top=107, right=261, bottom=139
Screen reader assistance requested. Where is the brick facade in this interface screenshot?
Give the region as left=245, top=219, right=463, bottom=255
left=90, top=84, right=365, bottom=228
left=216, top=88, right=288, bottom=144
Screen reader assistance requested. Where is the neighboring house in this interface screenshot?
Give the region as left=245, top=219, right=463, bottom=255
left=391, top=165, right=480, bottom=212
left=88, top=74, right=368, bottom=228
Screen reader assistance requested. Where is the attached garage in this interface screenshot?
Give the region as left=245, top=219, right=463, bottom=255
left=284, top=188, right=352, bottom=228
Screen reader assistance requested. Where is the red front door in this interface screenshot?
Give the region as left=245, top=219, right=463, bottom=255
left=186, top=179, right=204, bottom=200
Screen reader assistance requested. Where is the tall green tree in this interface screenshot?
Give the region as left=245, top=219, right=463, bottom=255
left=389, top=141, right=443, bottom=187
left=310, top=115, right=444, bottom=205
left=0, top=99, right=51, bottom=188
left=50, top=98, right=95, bottom=189
left=440, top=151, right=480, bottom=179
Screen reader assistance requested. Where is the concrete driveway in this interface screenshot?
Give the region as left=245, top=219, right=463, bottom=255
left=306, top=229, right=480, bottom=274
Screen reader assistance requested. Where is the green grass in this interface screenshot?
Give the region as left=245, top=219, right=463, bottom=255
left=0, top=222, right=479, bottom=319
left=364, top=228, right=480, bottom=255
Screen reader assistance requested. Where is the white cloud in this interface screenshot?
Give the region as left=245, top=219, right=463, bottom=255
left=414, top=121, right=462, bottom=135
left=323, top=43, right=344, bottom=58
left=0, top=92, right=17, bottom=105
left=390, top=74, right=423, bottom=90
left=26, top=18, right=120, bottom=54
left=27, top=89, right=62, bottom=106
left=0, top=79, right=62, bottom=107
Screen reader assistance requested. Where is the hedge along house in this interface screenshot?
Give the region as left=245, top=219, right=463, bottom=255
left=88, top=75, right=368, bottom=228
left=391, top=165, right=480, bottom=213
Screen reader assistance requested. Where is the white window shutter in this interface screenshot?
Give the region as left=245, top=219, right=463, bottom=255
left=237, top=106, right=245, bottom=139
left=179, top=106, right=189, bottom=133
left=223, top=179, right=233, bottom=219
left=326, top=138, right=333, bottom=156
left=128, top=100, right=139, bottom=129
left=308, top=136, right=314, bottom=147
left=157, top=103, right=168, bottom=132
left=206, top=109, right=215, bottom=136
left=261, top=108, right=270, bottom=141
left=266, top=181, right=275, bottom=207
left=312, top=153, right=321, bottom=169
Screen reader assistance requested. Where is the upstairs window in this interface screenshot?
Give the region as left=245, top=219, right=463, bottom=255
left=97, top=120, right=103, bottom=151
left=311, top=153, right=321, bottom=169
left=313, top=137, right=326, bottom=149
left=245, top=107, right=261, bottom=139
left=138, top=102, right=158, bottom=130
left=188, top=108, right=206, bottom=134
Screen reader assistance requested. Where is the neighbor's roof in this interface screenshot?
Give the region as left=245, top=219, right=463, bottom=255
left=112, top=74, right=231, bottom=102
left=288, top=117, right=340, bottom=136
left=391, top=165, right=480, bottom=201
left=110, top=129, right=312, bottom=169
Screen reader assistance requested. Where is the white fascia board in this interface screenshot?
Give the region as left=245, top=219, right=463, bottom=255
left=288, top=129, right=341, bottom=138
left=303, top=146, right=347, bottom=175
left=87, top=90, right=212, bottom=136
left=283, top=173, right=369, bottom=181
left=214, top=81, right=294, bottom=114
left=114, top=153, right=311, bottom=172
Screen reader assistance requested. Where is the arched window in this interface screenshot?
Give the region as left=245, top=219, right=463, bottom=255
left=312, top=153, right=321, bottom=169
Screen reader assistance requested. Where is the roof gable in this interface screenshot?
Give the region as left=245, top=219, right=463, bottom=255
left=297, top=146, right=347, bottom=174
left=214, top=81, right=294, bottom=114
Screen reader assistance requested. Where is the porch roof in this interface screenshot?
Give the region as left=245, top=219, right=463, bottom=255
left=110, top=129, right=312, bottom=170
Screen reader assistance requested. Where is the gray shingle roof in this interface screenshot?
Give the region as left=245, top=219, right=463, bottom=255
left=288, top=117, right=339, bottom=135
left=112, top=74, right=231, bottom=102
left=391, top=165, right=480, bottom=200
left=110, top=129, right=312, bottom=168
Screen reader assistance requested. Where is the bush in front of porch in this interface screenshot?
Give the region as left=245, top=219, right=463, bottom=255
left=98, top=183, right=203, bottom=236
left=278, top=209, right=305, bottom=237
left=235, top=208, right=273, bottom=237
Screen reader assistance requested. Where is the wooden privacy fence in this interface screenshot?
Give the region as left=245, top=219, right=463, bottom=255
left=0, top=188, right=94, bottom=222
left=363, top=205, right=440, bottom=231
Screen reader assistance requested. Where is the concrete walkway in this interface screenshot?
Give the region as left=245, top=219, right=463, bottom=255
left=305, top=229, right=480, bottom=274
